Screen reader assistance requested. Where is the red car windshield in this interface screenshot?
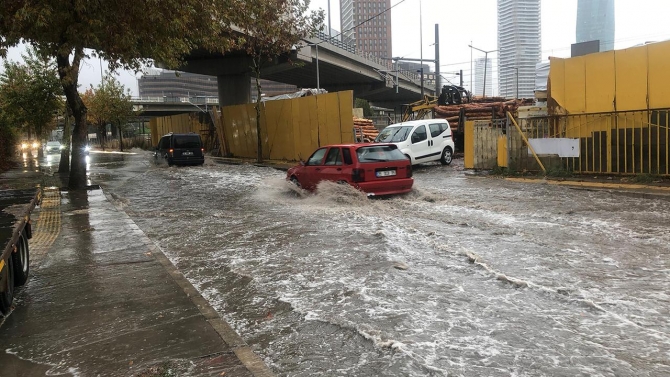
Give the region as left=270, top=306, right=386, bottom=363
left=356, top=145, right=407, bottom=163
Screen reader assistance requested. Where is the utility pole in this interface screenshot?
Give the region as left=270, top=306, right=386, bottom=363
left=459, top=69, right=463, bottom=87
left=434, top=24, right=440, bottom=96
left=327, top=0, right=331, bottom=40
left=419, top=0, right=423, bottom=97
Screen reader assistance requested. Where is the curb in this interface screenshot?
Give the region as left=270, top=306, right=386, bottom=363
left=208, top=156, right=293, bottom=172
left=504, top=177, right=670, bottom=200
left=103, top=190, right=275, bottom=377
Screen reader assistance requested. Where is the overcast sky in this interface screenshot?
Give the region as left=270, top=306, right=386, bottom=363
left=2, top=0, right=669, bottom=96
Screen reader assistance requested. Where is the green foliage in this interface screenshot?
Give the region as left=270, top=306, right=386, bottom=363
left=85, top=76, right=133, bottom=130
left=0, top=0, right=241, bottom=188
left=355, top=98, right=373, bottom=117
left=0, top=46, right=63, bottom=139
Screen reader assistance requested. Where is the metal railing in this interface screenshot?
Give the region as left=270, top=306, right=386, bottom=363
left=130, top=96, right=219, bottom=105
left=514, top=109, right=670, bottom=175
left=313, top=33, right=421, bottom=84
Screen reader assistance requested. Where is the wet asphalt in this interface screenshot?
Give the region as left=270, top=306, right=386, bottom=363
left=3, top=149, right=670, bottom=377
left=0, top=150, right=261, bottom=376
left=86, top=150, right=670, bottom=377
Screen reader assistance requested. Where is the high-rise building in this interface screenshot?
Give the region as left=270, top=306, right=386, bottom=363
left=576, top=0, right=615, bottom=52
left=137, top=71, right=297, bottom=102
left=474, top=58, right=493, bottom=97
left=340, top=0, right=392, bottom=59
left=497, top=0, right=541, bottom=99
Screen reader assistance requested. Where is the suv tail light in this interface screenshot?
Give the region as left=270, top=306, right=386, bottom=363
left=406, top=164, right=413, bottom=178
left=352, top=168, right=365, bottom=182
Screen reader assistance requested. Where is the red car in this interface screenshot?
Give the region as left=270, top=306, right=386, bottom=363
left=286, top=143, right=414, bottom=196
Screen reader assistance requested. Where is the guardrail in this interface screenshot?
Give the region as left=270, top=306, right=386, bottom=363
left=131, top=96, right=219, bottom=105
left=313, top=33, right=421, bottom=85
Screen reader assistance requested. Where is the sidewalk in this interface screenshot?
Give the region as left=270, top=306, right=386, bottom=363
left=0, top=164, right=273, bottom=376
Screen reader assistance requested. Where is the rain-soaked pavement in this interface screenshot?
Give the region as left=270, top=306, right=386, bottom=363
left=64, top=150, right=670, bottom=376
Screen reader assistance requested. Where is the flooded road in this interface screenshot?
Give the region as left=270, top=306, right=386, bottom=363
left=92, top=151, right=670, bottom=377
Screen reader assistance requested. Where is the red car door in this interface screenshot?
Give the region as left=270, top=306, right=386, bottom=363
left=302, top=147, right=327, bottom=190
left=320, top=147, right=346, bottom=183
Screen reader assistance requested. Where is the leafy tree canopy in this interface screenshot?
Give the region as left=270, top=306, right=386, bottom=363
left=0, top=46, right=63, bottom=139
left=84, top=76, right=134, bottom=129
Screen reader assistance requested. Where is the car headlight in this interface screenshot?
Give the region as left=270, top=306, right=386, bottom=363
left=21, top=143, right=28, bottom=149
left=84, top=145, right=90, bottom=151
left=32, top=142, right=39, bottom=148
left=60, top=145, right=65, bottom=150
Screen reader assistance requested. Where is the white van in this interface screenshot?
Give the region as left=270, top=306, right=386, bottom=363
left=374, top=119, right=455, bottom=165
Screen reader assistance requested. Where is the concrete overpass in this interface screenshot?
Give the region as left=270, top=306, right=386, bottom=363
left=131, top=96, right=218, bottom=118
left=177, top=32, right=432, bottom=110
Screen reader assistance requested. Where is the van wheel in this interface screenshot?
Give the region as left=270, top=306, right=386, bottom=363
left=0, top=255, right=15, bottom=315
left=290, top=176, right=301, bottom=188
left=166, top=155, right=173, bottom=167
left=12, top=232, right=29, bottom=286
left=440, top=147, right=453, bottom=165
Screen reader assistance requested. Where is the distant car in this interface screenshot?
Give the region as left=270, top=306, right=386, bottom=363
left=286, top=143, right=413, bottom=197
left=155, top=133, right=205, bottom=166
left=45, top=141, right=63, bottom=153
left=20, top=140, right=40, bottom=151
left=375, top=119, right=455, bottom=166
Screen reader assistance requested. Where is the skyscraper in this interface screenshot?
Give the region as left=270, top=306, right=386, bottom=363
left=576, top=0, right=615, bottom=52
left=340, top=0, right=392, bottom=59
left=474, top=58, right=493, bottom=97
left=497, top=0, right=541, bottom=99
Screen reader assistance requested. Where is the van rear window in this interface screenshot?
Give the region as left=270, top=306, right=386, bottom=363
left=173, top=135, right=201, bottom=149
left=356, top=145, right=407, bottom=163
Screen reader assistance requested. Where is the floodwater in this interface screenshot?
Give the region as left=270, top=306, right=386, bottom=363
left=94, top=152, right=670, bottom=377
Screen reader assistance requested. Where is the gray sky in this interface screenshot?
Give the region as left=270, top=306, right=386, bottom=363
left=2, top=0, right=669, bottom=96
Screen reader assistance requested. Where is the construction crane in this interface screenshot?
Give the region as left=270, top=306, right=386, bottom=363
left=401, top=95, right=438, bottom=122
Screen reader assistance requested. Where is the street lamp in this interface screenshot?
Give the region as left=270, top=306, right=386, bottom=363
left=499, top=63, right=519, bottom=99
left=468, top=44, right=497, bottom=98
left=304, top=43, right=321, bottom=90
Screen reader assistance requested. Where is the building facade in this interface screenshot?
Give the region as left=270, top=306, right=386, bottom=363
left=576, top=0, right=615, bottom=52
left=138, top=71, right=297, bottom=102
left=497, top=0, right=541, bottom=99
left=340, top=0, right=392, bottom=59
left=474, top=58, right=493, bottom=97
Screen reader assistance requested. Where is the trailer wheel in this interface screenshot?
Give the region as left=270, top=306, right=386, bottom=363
left=0, top=256, right=15, bottom=315
left=12, top=232, right=29, bottom=286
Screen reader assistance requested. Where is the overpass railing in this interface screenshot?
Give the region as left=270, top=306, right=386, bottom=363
left=314, top=33, right=421, bottom=85
left=131, top=96, right=219, bottom=105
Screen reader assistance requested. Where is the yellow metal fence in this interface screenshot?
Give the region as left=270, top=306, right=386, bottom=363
left=518, top=109, right=670, bottom=175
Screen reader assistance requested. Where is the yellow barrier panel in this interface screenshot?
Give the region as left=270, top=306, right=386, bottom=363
left=585, top=51, right=615, bottom=113
left=648, top=41, right=670, bottom=109
left=549, top=58, right=566, bottom=111
left=464, top=121, right=475, bottom=169
left=615, top=47, right=648, bottom=112
left=216, top=91, right=354, bottom=161
left=564, top=56, right=586, bottom=113
left=497, top=136, right=508, bottom=168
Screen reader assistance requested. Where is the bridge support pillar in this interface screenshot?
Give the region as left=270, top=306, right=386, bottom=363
left=217, top=73, right=251, bottom=106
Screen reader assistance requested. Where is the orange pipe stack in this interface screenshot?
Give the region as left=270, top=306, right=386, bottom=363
left=353, top=117, right=379, bottom=143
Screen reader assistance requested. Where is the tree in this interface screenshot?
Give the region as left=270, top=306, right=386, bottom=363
left=0, top=1, right=238, bottom=189
left=236, top=0, right=324, bottom=162
left=83, top=77, right=134, bottom=151
left=355, top=98, right=373, bottom=117
left=0, top=47, right=63, bottom=157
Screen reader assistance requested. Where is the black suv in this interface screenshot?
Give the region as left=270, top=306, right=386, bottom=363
left=155, top=133, right=205, bottom=166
